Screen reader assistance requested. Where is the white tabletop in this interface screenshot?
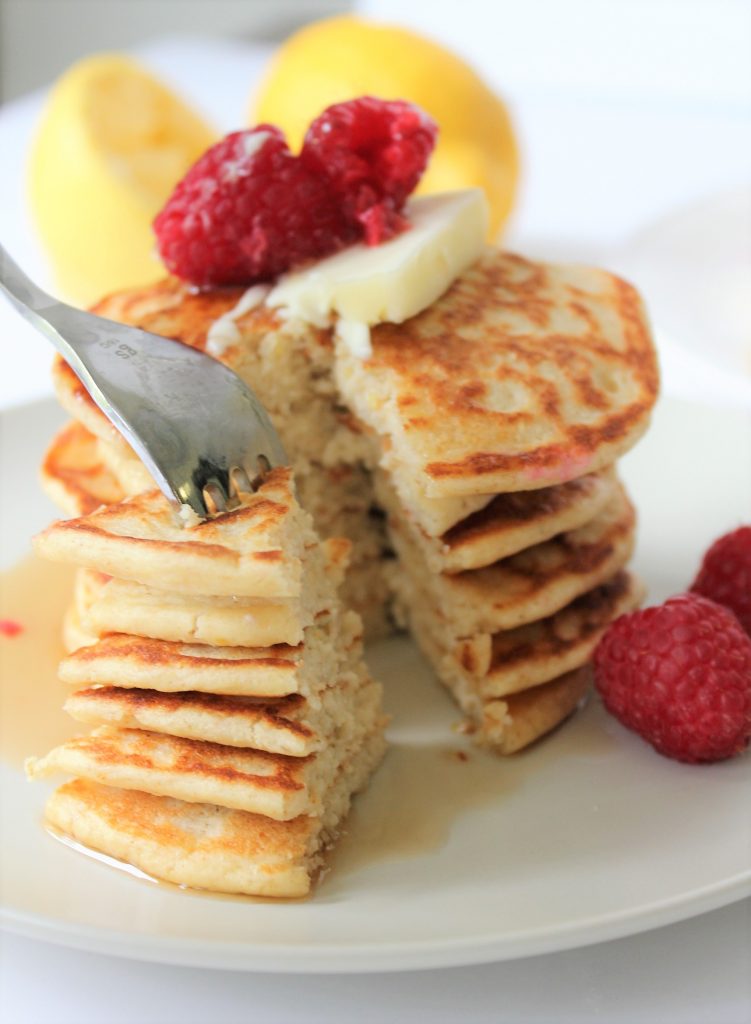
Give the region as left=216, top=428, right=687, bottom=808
left=1, top=34, right=750, bottom=1024
left=2, top=900, right=750, bottom=1024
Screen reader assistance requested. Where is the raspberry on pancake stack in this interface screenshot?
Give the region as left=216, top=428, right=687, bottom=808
left=27, top=469, right=387, bottom=897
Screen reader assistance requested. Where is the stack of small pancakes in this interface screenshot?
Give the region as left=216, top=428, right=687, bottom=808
left=334, top=253, right=657, bottom=750
left=41, top=248, right=658, bottom=756
left=27, top=469, right=387, bottom=896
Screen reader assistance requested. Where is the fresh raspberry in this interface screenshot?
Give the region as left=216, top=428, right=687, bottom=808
left=154, top=127, right=355, bottom=286
left=301, top=97, right=438, bottom=244
left=0, top=619, right=23, bottom=637
left=691, top=526, right=751, bottom=636
left=594, top=593, right=751, bottom=763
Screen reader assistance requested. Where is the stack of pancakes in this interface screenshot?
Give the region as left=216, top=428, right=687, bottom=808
left=41, top=248, right=658, bottom=756
left=27, top=469, right=387, bottom=896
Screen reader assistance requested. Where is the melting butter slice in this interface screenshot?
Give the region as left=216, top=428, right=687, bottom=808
left=266, top=189, right=489, bottom=342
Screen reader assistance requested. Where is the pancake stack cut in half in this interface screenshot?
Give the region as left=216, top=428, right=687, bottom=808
left=42, top=247, right=658, bottom=754
left=27, top=468, right=387, bottom=897
left=334, top=252, right=656, bottom=749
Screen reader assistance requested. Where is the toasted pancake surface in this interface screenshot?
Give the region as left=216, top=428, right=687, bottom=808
left=395, top=569, right=643, bottom=697
left=34, top=468, right=310, bottom=599
left=337, top=250, right=658, bottom=496
left=396, top=468, right=619, bottom=572
left=478, top=667, right=592, bottom=753
left=58, top=607, right=362, bottom=699
left=63, top=666, right=369, bottom=756
left=40, top=421, right=125, bottom=516
left=43, top=724, right=387, bottom=897
left=390, top=484, right=635, bottom=634
left=28, top=673, right=382, bottom=821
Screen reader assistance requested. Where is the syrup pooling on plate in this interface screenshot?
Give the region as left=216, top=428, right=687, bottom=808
left=0, top=556, right=79, bottom=767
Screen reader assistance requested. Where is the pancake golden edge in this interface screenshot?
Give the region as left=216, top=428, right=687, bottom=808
left=388, top=483, right=635, bottom=635
left=63, top=663, right=370, bottom=757
left=27, top=668, right=384, bottom=820
left=395, top=571, right=643, bottom=720
left=376, top=466, right=619, bottom=571
left=54, top=248, right=659, bottom=507
left=336, top=249, right=659, bottom=498
left=34, top=467, right=309, bottom=599
left=40, top=421, right=125, bottom=516
left=44, top=726, right=388, bottom=898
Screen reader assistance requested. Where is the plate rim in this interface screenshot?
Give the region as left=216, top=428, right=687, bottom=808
left=3, top=870, right=750, bottom=973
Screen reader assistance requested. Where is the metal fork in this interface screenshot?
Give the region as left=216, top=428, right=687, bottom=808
left=0, top=244, right=287, bottom=520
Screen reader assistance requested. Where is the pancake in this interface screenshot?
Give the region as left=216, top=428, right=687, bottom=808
left=34, top=468, right=313, bottom=599
left=62, top=603, right=99, bottom=652
left=336, top=249, right=658, bottom=498
left=63, top=665, right=370, bottom=756
left=377, top=467, right=618, bottom=571
left=43, top=725, right=387, bottom=898
left=59, top=611, right=363, bottom=699
left=476, top=667, right=592, bottom=753
left=96, top=435, right=153, bottom=496
left=52, top=356, right=130, bottom=452
left=40, top=421, right=126, bottom=517
left=389, top=484, right=635, bottom=634
left=383, top=473, right=495, bottom=538
left=395, top=570, right=644, bottom=703
left=27, top=673, right=383, bottom=820
left=80, top=571, right=312, bottom=648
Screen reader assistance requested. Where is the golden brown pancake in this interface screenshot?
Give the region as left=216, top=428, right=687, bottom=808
left=395, top=570, right=643, bottom=701
left=34, top=468, right=313, bottom=599
left=478, top=667, right=592, bottom=753
left=41, top=250, right=657, bottom=760
left=27, top=673, right=383, bottom=820
left=337, top=249, right=658, bottom=497
left=58, top=610, right=363, bottom=699
left=40, top=421, right=126, bottom=516
left=43, top=724, right=387, bottom=897
left=377, top=467, right=619, bottom=572
left=63, top=666, right=368, bottom=756
left=61, top=248, right=660, bottom=505
left=389, top=484, right=635, bottom=634
left=79, top=570, right=311, bottom=647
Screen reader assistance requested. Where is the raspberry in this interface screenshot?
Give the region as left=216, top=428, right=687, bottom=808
left=0, top=619, right=23, bottom=637
left=594, top=593, right=751, bottom=763
left=691, top=526, right=751, bottom=636
left=301, top=97, right=438, bottom=244
left=154, top=127, right=355, bottom=286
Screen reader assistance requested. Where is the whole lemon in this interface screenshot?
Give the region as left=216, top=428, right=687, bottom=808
left=29, top=54, right=216, bottom=305
left=252, top=16, right=519, bottom=239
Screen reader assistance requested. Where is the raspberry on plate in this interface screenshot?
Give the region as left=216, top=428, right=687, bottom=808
left=154, top=127, right=355, bottom=286
left=691, top=526, right=751, bottom=636
left=301, top=97, right=438, bottom=245
left=594, top=593, right=751, bottom=763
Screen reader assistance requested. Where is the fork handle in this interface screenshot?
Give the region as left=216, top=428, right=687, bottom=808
left=0, top=243, right=59, bottom=314
left=0, top=243, right=75, bottom=352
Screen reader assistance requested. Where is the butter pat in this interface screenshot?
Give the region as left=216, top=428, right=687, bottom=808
left=206, top=284, right=270, bottom=357
left=266, top=189, right=488, bottom=330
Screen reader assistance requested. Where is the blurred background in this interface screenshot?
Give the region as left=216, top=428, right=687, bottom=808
left=1, top=0, right=750, bottom=407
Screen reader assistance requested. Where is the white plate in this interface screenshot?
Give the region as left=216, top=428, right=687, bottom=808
left=1, top=396, right=750, bottom=973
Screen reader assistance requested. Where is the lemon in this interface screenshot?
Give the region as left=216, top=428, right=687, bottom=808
left=252, top=16, right=519, bottom=240
left=29, top=54, right=216, bottom=305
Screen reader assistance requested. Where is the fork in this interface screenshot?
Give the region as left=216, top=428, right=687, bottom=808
left=0, top=244, right=287, bottom=520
